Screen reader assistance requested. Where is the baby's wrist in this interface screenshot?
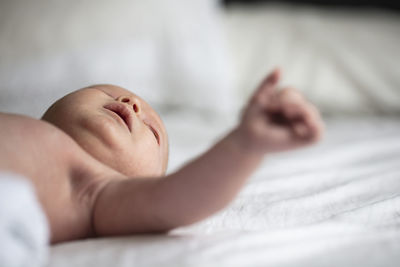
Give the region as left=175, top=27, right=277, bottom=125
left=226, top=128, right=266, bottom=158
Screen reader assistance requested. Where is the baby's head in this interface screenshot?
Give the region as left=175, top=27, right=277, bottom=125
left=42, top=85, right=168, bottom=177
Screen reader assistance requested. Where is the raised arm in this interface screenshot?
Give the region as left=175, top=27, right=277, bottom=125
left=92, top=69, right=324, bottom=236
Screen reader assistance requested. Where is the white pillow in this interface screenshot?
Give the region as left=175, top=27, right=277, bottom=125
left=223, top=5, right=400, bottom=115
left=0, top=0, right=234, bottom=118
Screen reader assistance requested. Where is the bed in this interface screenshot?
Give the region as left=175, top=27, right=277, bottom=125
left=0, top=0, right=399, bottom=266
left=48, top=116, right=400, bottom=267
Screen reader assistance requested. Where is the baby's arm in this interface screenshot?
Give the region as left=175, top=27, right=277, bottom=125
left=92, top=69, right=324, bottom=236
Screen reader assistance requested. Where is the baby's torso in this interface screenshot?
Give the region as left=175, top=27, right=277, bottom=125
left=0, top=113, right=110, bottom=243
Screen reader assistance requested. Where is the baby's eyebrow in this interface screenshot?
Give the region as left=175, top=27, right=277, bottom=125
left=87, top=85, right=122, bottom=98
left=85, top=86, right=113, bottom=97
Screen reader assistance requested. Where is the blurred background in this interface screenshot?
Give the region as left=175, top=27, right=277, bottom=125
left=0, top=0, right=399, bottom=119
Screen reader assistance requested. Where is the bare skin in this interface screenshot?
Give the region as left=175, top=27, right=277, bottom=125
left=0, top=69, right=323, bottom=243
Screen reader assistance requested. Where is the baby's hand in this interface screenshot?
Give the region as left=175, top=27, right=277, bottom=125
left=235, top=68, right=324, bottom=154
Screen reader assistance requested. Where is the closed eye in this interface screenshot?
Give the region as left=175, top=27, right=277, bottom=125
left=146, top=124, right=160, bottom=145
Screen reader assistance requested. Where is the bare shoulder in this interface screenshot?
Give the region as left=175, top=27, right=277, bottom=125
left=0, top=112, right=62, bottom=142
left=0, top=112, right=112, bottom=242
left=0, top=111, right=91, bottom=168
left=0, top=112, right=41, bottom=129
left=0, top=112, right=72, bottom=171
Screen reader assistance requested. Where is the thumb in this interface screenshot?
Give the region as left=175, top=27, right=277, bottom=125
left=251, top=68, right=281, bottom=105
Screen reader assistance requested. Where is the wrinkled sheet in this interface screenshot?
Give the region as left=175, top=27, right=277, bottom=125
left=49, top=116, right=400, bottom=267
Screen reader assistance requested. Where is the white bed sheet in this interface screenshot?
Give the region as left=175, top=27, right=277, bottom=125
left=49, top=116, right=400, bottom=267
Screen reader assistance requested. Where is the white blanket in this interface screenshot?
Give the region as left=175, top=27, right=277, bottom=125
left=0, top=173, right=49, bottom=267
left=49, top=116, right=400, bottom=267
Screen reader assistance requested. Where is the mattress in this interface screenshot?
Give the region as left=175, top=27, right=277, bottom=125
left=48, top=116, right=400, bottom=267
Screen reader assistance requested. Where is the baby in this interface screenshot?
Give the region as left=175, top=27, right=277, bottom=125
left=0, top=69, right=323, bottom=244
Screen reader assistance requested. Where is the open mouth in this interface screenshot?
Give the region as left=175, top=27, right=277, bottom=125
left=103, top=103, right=133, bottom=132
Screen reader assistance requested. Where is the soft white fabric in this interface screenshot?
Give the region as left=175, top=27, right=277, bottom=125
left=49, top=116, right=400, bottom=267
left=224, top=5, right=400, bottom=115
left=0, top=0, right=233, bottom=118
left=0, top=172, right=49, bottom=267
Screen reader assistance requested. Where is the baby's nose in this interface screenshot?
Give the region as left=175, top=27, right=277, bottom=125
left=117, top=95, right=141, bottom=114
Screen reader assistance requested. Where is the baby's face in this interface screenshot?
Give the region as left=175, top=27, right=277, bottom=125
left=42, top=85, right=168, bottom=177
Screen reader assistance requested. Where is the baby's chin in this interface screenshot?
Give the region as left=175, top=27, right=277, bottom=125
left=87, top=147, right=165, bottom=178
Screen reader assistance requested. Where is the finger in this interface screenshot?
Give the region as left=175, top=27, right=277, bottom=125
left=279, top=87, right=304, bottom=104
left=293, top=122, right=309, bottom=138
left=261, top=124, right=312, bottom=151
left=302, top=104, right=324, bottom=142
left=278, top=88, right=307, bottom=120
left=285, top=102, right=323, bottom=141
left=251, top=68, right=281, bottom=105
left=288, top=97, right=324, bottom=141
left=278, top=88, right=318, bottom=139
